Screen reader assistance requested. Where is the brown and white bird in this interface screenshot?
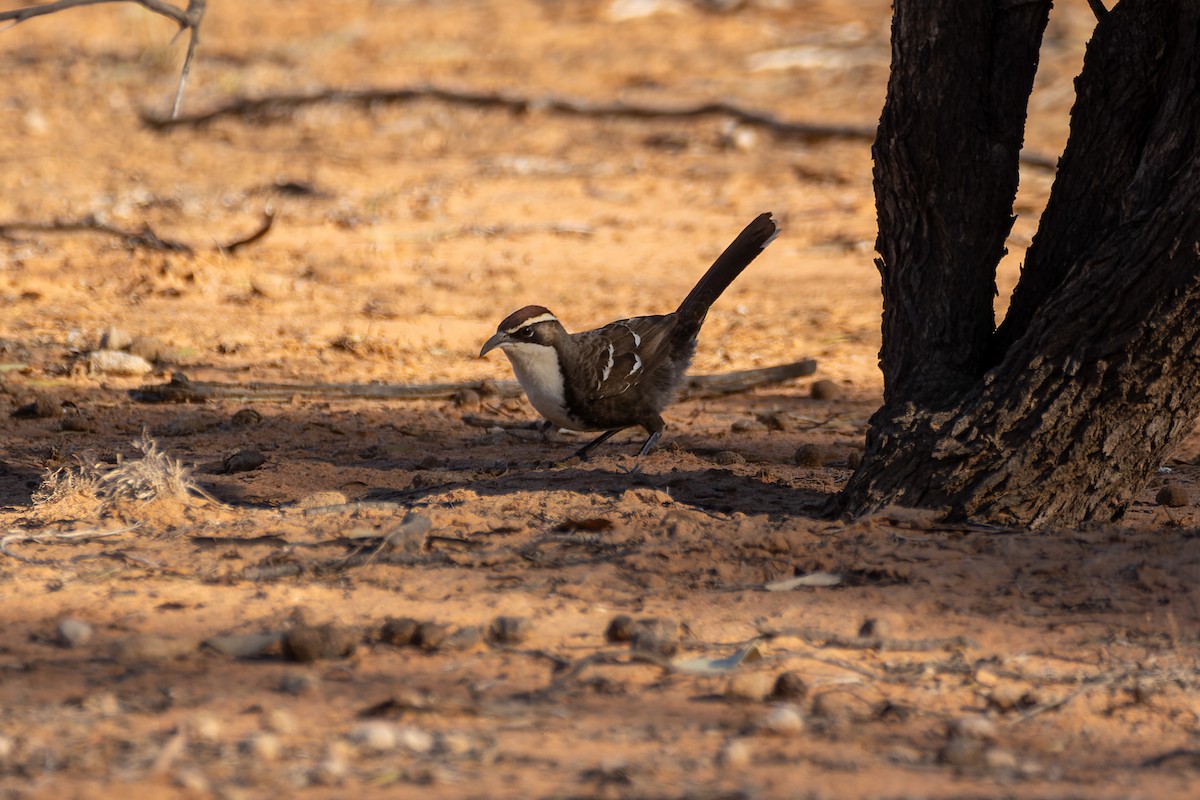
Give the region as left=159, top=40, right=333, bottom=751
left=480, top=212, right=779, bottom=460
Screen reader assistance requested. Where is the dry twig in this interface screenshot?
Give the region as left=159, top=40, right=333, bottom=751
left=131, top=359, right=818, bottom=405
left=0, top=0, right=206, bottom=118
left=0, top=210, right=274, bottom=254
left=139, top=83, right=1061, bottom=169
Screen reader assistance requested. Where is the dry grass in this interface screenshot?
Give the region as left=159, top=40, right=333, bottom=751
left=32, top=432, right=200, bottom=519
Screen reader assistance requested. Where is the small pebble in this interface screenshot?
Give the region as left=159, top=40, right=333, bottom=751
left=296, top=491, right=349, bottom=509
left=1156, top=482, right=1189, bottom=507
left=230, top=408, right=263, bottom=428
left=242, top=732, right=282, bottom=762
left=88, top=349, right=153, bottom=376
left=383, top=511, right=432, bottom=553
left=12, top=396, right=60, bottom=419
left=717, top=738, right=752, bottom=769
left=282, top=623, right=358, bottom=662
left=99, top=327, right=133, bottom=351
left=412, top=621, right=451, bottom=650
left=221, top=449, right=266, bottom=474
left=203, top=632, right=282, bottom=658
left=277, top=671, right=320, bottom=696
left=82, top=692, right=121, bottom=715
left=379, top=617, right=421, bottom=646
left=349, top=721, right=398, bottom=753
left=985, top=746, right=1019, bottom=771
left=173, top=768, right=210, bottom=794
left=761, top=703, right=806, bottom=736
left=629, top=618, right=679, bottom=657
left=55, top=617, right=94, bottom=648
left=725, top=671, right=774, bottom=702
left=939, top=734, right=987, bottom=768
left=712, top=450, right=745, bottom=466
left=189, top=712, right=222, bottom=744
left=128, top=335, right=168, bottom=362
left=730, top=419, right=767, bottom=434
left=793, top=444, right=827, bottom=468
left=395, top=726, right=435, bottom=754
left=605, top=614, right=635, bottom=643
left=770, top=671, right=808, bottom=701
left=487, top=615, right=532, bottom=645
left=810, top=379, right=841, bottom=401
left=110, top=635, right=193, bottom=664
left=858, top=616, right=892, bottom=638
left=262, top=708, right=297, bottom=735
left=442, top=625, right=484, bottom=651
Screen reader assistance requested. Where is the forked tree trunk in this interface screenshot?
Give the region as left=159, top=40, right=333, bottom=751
left=835, top=0, right=1200, bottom=529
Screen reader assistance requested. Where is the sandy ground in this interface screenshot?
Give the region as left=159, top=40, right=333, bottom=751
left=1, top=1, right=1199, bottom=797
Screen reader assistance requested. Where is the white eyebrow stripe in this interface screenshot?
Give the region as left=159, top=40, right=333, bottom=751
left=505, top=312, right=558, bottom=332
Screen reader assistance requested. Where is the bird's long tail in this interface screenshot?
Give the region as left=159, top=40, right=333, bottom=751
left=674, top=212, right=779, bottom=335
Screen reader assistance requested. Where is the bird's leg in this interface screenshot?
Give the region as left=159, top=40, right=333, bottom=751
left=569, top=428, right=625, bottom=461
left=635, top=431, right=661, bottom=458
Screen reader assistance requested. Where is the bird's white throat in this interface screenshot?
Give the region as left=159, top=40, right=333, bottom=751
left=499, top=341, right=585, bottom=431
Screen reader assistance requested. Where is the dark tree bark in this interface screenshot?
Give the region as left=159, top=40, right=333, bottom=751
left=835, top=0, right=1200, bottom=529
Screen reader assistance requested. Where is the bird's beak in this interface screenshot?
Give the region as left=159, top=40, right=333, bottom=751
left=479, top=331, right=508, bottom=357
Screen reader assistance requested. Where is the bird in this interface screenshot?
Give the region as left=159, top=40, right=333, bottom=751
left=479, top=212, right=779, bottom=461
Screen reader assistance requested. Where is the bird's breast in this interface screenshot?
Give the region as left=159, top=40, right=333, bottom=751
left=500, top=342, right=592, bottom=431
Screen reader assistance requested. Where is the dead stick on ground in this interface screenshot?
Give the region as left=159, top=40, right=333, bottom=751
left=0, top=210, right=273, bottom=254
left=131, top=359, right=817, bottom=405
left=0, top=0, right=206, bottom=119
left=140, top=84, right=1060, bottom=170
left=760, top=626, right=977, bottom=653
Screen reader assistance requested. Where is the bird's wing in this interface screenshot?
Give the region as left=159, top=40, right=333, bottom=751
left=579, top=315, right=677, bottom=401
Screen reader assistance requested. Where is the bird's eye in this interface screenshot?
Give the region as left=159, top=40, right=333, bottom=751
left=520, top=328, right=534, bottom=338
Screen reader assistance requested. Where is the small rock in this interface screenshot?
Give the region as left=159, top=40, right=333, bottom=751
left=761, top=703, right=805, bottom=735
left=1156, top=482, right=1189, bottom=507
left=349, top=721, right=398, bottom=753
left=242, top=732, right=282, bottom=763
left=203, top=632, right=282, bottom=658
left=948, top=714, right=998, bottom=741
left=262, top=708, right=297, bottom=735
left=629, top=618, right=679, bottom=657
left=58, top=414, right=96, bottom=433
left=296, top=490, right=349, bottom=509
left=985, top=746, right=1019, bottom=771
left=383, top=511, right=432, bottom=552
left=310, top=751, right=349, bottom=786
left=793, top=444, right=827, bottom=468
left=379, top=617, right=421, bottom=646
left=845, top=449, right=862, bottom=469
left=810, top=691, right=869, bottom=726
left=712, top=450, right=745, bottom=466
left=395, top=726, right=436, bottom=754
left=88, top=349, right=153, bottom=376
left=12, top=396, right=60, bottom=419
left=412, top=621, right=451, bottom=650
left=128, top=335, right=168, bottom=363
left=730, top=419, right=767, bottom=434
left=110, top=635, right=194, bottom=664
left=987, top=682, right=1037, bottom=713
left=55, top=617, right=94, bottom=648
left=221, top=449, right=266, bottom=474
left=189, top=712, right=222, bottom=744
left=82, top=692, right=121, bottom=715
left=282, top=623, right=358, bottom=662
left=725, top=671, right=774, bottom=702
left=277, top=671, right=320, bottom=696
left=99, top=327, right=133, bottom=351
left=230, top=408, right=263, bottom=428
left=858, top=616, right=892, bottom=638
left=717, top=738, right=752, bottom=769
left=756, top=410, right=794, bottom=432
left=173, top=768, right=210, bottom=794
left=605, top=614, right=635, bottom=643
left=442, top=625, right=484, bottom=651
left=487, top=615, right=532, bottom=645
left=770, top=671, right=808, bottom=701
left=810, top=379, right=840, bottom=401
left=939, top=734, right=987, bottom=768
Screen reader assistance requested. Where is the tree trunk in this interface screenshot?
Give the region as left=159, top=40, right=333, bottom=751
left=835, top=0, right=1200, bottom=529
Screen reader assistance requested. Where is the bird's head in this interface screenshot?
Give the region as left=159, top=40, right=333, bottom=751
left=479, top=305, right=566, bottom=357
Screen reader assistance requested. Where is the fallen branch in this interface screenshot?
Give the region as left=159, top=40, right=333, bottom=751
left=0, top=0, right=206, bottom=119
left=760, top=626, right=976, bottom=653
left=139, top=83, right=1061, bottom=169
left=131, top=359, right=818, bottom=405
left=0, top=210, right=274, bottom=254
